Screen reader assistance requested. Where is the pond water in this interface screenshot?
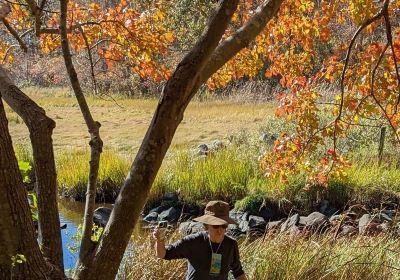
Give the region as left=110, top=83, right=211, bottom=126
left=58, top=199, right=148, bottom=275
left=58, top=199, right=113, bottom=271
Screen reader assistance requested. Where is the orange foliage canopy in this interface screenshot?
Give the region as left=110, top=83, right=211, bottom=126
left=1, top=0, right=173, bottom=81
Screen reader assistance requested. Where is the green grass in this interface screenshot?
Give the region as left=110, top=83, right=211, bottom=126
left=52, top=139, right=400, bottom=212
left=151, top=147, right=255, bottom=204
left=57, top=149, right=130, bottom=201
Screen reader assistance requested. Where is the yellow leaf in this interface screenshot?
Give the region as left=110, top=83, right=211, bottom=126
left=164, top=32, right=174, bottom=43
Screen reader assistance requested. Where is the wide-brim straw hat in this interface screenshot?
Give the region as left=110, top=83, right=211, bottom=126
left=193, top=200, right=237, bottom=225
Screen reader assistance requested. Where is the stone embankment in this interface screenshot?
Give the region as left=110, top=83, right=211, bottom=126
left=93, top=192, right=400, bottom=238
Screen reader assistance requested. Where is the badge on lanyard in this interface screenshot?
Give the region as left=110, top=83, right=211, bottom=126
left=209, top=253, right=222, bottom=277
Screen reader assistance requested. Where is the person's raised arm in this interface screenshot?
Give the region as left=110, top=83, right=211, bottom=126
left=152, top=227, right=166, bottom=259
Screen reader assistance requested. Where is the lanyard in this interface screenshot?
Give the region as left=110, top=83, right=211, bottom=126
left=208, top=236, right=223, bottom=254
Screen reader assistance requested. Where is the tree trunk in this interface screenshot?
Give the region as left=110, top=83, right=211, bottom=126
left=59, top=0, right=103, bottom=274
left=75, top=0, right=240, bottom=279
left=0, top=67, right=64, bottom=273
left=0, top=91, right=62, bottom=279
left=74, top=0, right=283, bottom=279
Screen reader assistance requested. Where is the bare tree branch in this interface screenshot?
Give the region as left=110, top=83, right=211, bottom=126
left=79, top=26, right=98, bottom=95
left=59, top=0, right=103, bottom=273
left=1, top=18, right=28, bottom=52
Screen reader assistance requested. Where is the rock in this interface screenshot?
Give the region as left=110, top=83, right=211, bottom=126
left=239, top=220, right=249, bottom=233
left=259, top=207, right=275, bottom=221
left=266, top=220, right=283, bottom=232
left=319, top=200, right=338, bottom=217
left=260, top=133, right=277, bottom=146
left=358, top=214, right=370, bottom=227
left=93, top=207, right=112, bottom=227
left=184, top=204, right=201, bottom=216
left=209, top=140, right=224, bottom=151
left=233, top=210, right=250, bottom=223
left=148, top=205, right=169, bottom=214
left=179, top=221, right=203, bottom=235
left=163, top=192, right=179, bottom=202
left=377, top=221, right=391, bottom=232
left=248, top=215, right=266, bottom=229
left=143, top=212, right=159, bottom=223
left=288, top=225, right=301, bottom=236
left=378, top=212, right=392, bottom=222
left=382, top=209, right=396, bottom=219
left=329, top=215, right=342, bottom=224
left=358, top=214, right=378, bottom=234
left=340, top=225, right=357, bottom=237
left=196, top=144, right=209, bottom=155
left=227, top=224, right=243, bottom=237
left=229, top=210, right=246, bottom=223
left=158, top=207, right=181, bottom=223
left=299, top=212, right=328, bottom=228
left=280, top=214, right=299, bottom=233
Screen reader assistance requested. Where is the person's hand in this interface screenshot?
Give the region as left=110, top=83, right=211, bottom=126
left=153, top=226, right=167, bottom=258
left=152, top=226, right=164, bottom=241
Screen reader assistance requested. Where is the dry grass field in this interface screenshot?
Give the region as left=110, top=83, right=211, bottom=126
left=6, top=87, right=276, bottom=154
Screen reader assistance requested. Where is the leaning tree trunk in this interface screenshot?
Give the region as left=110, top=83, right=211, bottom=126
left=0, top=90, right=63, bottom=279
left=0, top=67, right=64, bottom=273
left=75, top=0, right=240, bottom=279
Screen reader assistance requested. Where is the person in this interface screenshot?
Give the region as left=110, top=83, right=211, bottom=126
left=153, top=200, right=247, bottom=280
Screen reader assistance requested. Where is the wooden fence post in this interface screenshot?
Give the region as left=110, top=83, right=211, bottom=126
left=378, top=126, right=386, bottom=166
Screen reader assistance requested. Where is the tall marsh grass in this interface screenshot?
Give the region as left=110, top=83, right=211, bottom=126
left=57, top=149, right=130, bottom=201
left=151, top=147, right=256, bottom=204
left=119, top=232, right=400, bottom=280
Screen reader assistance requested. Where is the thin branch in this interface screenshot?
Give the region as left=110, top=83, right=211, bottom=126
left=369, top=41, right=400, bottom=143
left=89, top=38, right=111, bottom=51
left=79, top=26, right=98, bottom=95
left=2, top=44, right=17, bottom=63
left=1, top=18, right=28, bottom=52
left=340, top=119, right=381, bottom=128
left=335, top=0, right=388, bottom=150
left=383, top=5, right=400, bottom=111
left=60, top=0, right=103, bottom=272
left=20, top=28, right=34, bottom=38
left=338, top=7, right=385, bottom=121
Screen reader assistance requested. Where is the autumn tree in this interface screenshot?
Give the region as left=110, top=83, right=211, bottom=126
left=0, top=0, right=283, bottom=279
left=258, top=0, right=400, bottom=187
left=1, top=0, right=399, bottom=278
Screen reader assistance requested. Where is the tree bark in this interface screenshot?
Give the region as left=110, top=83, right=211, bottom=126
left=59, top=0, right=103, bottom=274
left=0, top=67, right=64, bottom=273
left=0, top=89, right=62, bottom=279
